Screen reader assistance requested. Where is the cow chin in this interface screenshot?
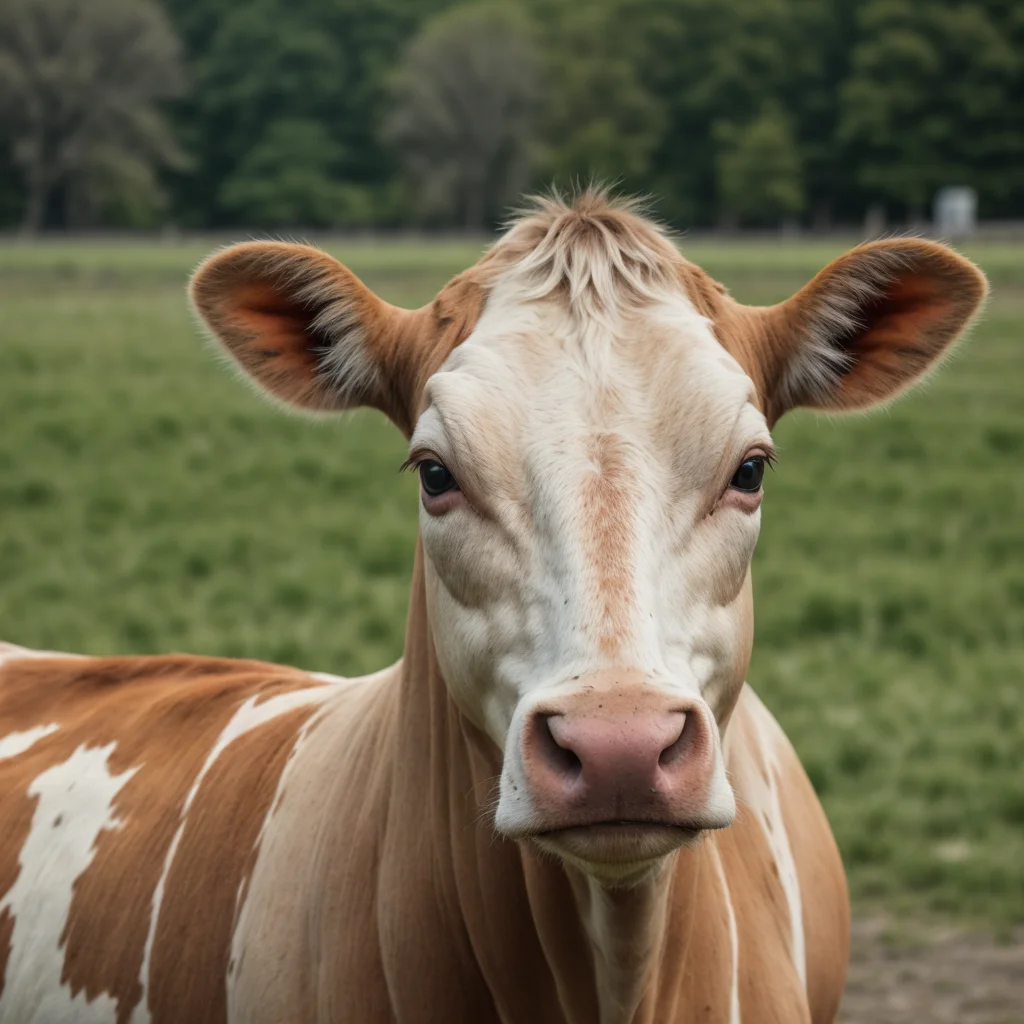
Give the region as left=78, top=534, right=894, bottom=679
left=533, top=822, right=708, bottom=884
left=495, top=791, right=737, bottom=884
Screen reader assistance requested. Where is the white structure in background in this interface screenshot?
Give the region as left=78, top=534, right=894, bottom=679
left=934, top=187, right=977, bottom=238
left=863, top=203, right=886, bottom=240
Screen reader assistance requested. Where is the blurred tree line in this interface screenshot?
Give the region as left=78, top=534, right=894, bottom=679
left=0, top=0, right=1022, bottom=232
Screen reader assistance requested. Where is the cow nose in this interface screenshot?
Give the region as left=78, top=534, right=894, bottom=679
left=522, top=704, right=712, bottom=819
left=545, top=711, right=686, bottom=786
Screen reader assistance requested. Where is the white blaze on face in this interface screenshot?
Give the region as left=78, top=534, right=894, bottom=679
left=0, top=743, right=138, bottom=1024
left=412, top=269, right=771, bottom=838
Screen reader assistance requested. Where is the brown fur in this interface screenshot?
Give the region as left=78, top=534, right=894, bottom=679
left=583, top=432, right=640, bottom=656
left=1, top=192, right=987, bottom=1023
left=0, top=655, right=323, bottom=1021
left=146, top=706, right=316, bottom=1023
left=0, top=610, right=833, bottom=1024
left=190, top=243, right=487, bottom=436
left=715, top=239, right=987, bottom=424
left=775, top=745, right=851, bottom=1022
left=207, top=547, right=839, bottom=1024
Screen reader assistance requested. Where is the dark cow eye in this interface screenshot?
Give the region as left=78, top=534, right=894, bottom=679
left=730, top=457, right=765, bottom=493
left=419, top=460, right=458, bottom=497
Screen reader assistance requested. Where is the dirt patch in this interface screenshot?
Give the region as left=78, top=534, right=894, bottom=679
left=841, top=917, right=1024, bottom=1024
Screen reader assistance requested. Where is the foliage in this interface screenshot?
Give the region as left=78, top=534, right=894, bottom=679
left=219, top=119, right=371, bottom=229
left=0, top=237, right=1021, bottom=928
left=0, top=0, right=186, bottom=232
left=383, top=2, right=539, bottom=228
left=172, top=0, right=347, bottom=228
left=839, top=0, right=1024, bottom=216
left=715, top=102, right=804, bottom=225
left=528, top=0, right=663, bottom=185
left=0, top=0, right=1022, bottom=227
left=603, top=0, right=835, bottom=224
left=159, top=0, right=438, bottom=228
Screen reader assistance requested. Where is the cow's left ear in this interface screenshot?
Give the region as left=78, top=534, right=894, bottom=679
left=746, top=239, right=987, bottom=423
left=191, top=241, right=438, bottom=434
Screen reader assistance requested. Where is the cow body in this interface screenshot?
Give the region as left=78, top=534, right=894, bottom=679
left=0, top=192, right=985, bottom=1022
left=0, top=637, right=843, bottom=1024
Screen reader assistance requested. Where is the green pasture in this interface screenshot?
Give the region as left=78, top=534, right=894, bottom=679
left=1, top=235, right=1021, bottom=928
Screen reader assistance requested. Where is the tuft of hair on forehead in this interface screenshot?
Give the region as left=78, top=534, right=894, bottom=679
left=479, top=187, right=722, bottom=322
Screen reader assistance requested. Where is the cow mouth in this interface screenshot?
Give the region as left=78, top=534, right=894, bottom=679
left=534, top=821, right=703, bottom=864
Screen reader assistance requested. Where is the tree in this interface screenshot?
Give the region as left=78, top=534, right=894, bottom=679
left=528, top=1, right=664, bottom=187
left=595, top=0, right=826, bottom=223
left=219, top=118, right=372, bottom=228
left=838, top=0, right=1022, bottom=219
left=176, top=0, right=346, bottom=229
left=0, top=0, right=186, bottom=232
left=715, top=101, right=804, bottom=226
left=383, top=2, right=540, bottom=229
left=162, top=0, right=440, bottom=228
left=4, top=0, right=1022, bottom=231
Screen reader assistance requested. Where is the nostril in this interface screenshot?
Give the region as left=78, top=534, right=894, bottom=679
left=658, top=712, right=690, bottom=768
left=532, top=714, right=582, bottom=779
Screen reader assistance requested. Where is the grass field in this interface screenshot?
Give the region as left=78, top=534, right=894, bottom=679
left=1, top=234, right=1022, bottom=929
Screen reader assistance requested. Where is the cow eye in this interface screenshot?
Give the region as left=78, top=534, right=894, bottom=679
left=730, top=457, right=765, bottom=493
left=420, top=460, right=458, bottom=497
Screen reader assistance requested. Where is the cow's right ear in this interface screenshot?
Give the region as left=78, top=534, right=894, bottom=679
left=190, top=242, right=425, bottom=431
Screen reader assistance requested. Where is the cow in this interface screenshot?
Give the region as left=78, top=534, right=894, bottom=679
left=0, top=191, right=986, bottom=1024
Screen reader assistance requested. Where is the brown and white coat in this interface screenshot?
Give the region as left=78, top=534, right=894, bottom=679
left=0, top=193, right=986, bottom=1023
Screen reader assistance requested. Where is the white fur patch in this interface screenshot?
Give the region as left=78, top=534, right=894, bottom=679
left=712, top=843, right=742, bottom=1024
left=0, top=724, right=59, bottom=762
left=288, top=263, right=380, bottom=408
left=492, top=191, right=685, bottom=327
left=0, top=643, right=73, bottom=668
left=741, top=689, right=807, bottom=991
left=0, top=743, right=138, bottom=1023
left=775, top=329, right=854, bottom=409
left=759, top=748, right=806, bottom=989
left=226, top=697, right=333, bottom=1012
left=314, top=318, right=378, bottom=408
left=129, top=685, right=331, bottom=1024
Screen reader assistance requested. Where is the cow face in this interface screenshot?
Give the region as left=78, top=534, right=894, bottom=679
left=407, top=273, right=761, bottom=877
left=192, top=194, right=985, bottom=883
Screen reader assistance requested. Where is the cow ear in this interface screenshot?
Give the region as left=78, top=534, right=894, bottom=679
left=754, top=240, right=987, bottom=422
left=190, top=242, right=425, bottom=431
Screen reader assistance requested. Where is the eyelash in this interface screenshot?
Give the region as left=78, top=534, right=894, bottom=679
left=399, top=450, right=433, bottom=474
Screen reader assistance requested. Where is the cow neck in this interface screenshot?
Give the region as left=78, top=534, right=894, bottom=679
left=383, top=541, right=707, bottom=1024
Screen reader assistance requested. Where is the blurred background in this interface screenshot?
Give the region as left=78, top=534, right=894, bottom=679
left=0, top=0, right=1023, bottom=234
left=0, top=2, right=1022, bottom=1021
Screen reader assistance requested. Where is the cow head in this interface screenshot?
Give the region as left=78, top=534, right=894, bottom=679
left=192, top=194, right=985, bottom=884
